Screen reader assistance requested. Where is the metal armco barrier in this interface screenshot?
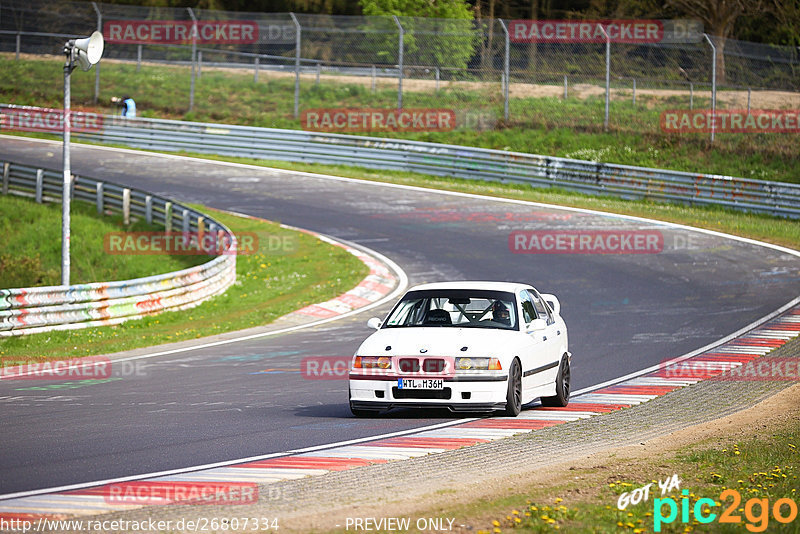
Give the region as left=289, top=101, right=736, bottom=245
left=69, top=113, right=800, bottom=218
left=0, top=160, right=237, bottom=336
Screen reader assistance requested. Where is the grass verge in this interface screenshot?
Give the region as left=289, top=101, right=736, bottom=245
left=0, top=203, right=368, bottom=361
left=1, top=54, right=798, bottom=184
left=0, top=194, right=206, bottom=289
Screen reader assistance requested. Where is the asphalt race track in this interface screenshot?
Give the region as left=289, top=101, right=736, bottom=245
left=1, top=137, right=799, bottom=495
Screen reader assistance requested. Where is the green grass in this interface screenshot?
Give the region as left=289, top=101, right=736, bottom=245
left=471, top=420, right=800, bottom=533
left=0, top=194, right=205, bottom=289
left=0, top=203, right=368, bottom=361
left=1, top=54, right=798, bottom=184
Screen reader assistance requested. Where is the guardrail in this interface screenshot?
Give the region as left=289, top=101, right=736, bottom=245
left=0, top=159, right=237, bottom=336
left=66, top=113, right=800, bottom=218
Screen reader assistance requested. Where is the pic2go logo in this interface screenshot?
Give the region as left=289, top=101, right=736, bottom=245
left=654, top=489, right=798, bottom=532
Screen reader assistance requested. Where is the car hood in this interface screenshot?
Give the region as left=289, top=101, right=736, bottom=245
left=357, top=326, right=521, bottom=357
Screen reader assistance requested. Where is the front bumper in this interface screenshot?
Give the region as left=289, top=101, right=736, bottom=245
left=349, top=374, right=509, bottom=412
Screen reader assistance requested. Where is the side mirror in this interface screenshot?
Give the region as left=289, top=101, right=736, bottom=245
left=527, top=318, right=547, bottom=332
left=540, top=293, right=560, bottom=315
left=367, top=317, right=382, bottom=330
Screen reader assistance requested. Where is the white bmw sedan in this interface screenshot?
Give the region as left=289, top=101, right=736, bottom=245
left=348, top=281, right=570, bottom=417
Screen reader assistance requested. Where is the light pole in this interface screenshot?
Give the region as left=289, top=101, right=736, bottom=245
left=62, top=31, right=104, bottom=286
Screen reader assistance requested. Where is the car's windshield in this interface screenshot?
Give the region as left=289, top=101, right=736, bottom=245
left=383, top=289, right=518, bottom=330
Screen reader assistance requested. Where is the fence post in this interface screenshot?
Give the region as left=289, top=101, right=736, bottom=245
left=747, top=87, right=751, bottom=114
left=290, top=12, right=301, bottom=119
left=689, top=82, right=693, bottom=109
left=2, top=163, right=8, bottom=194
left=600, top=25, right=610, bottom=132
left=316, top=62, right=320, bottom=85
left=92, top=2, right=101, bottom=104
left=564, top=74, right=568, bottom=99
left=15, top=32, right=20, bottom=60
left=198, top=51, right=202, bottom=79
left=703, top=33, right=716, bottom=143
left=35, top=169, right=43, bottom=203
left=254, top=55, right=259, bottom=83
left=393, top=15, right=404, bottom=110
left=632, top=78, right=636, bottom=105
left=435, top=67, right=440, bottom=92
left=371, top=64, right=376, bottom=92
left=499, top=19, right=510, bottom=122
left=187, top=7, right=197, bottom=112
left=137, top=44, right=142, bottom=72
left=96, top=182, right=103, bottom=214
left=145, top=194, right=152, bottom=224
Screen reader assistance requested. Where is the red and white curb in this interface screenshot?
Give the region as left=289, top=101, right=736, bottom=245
left=1, top=305, right=797, bottom=521
left=288, top=234, right=396, bottom=320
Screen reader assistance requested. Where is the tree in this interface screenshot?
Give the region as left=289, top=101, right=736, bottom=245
left=665, top=0, right=765, bottom=84
left=359, top=0, right=478, bottom=71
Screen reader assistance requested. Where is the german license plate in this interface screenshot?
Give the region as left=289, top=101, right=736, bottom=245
left=398, top=378, right=444, bottom=390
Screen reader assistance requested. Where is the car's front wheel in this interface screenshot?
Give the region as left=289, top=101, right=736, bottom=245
left=502, top=358, right=522, bottom=416
left=541, top=356, right=570, bottom=407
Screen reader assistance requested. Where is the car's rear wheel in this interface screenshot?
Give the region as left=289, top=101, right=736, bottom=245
left=541, top=356, right=570, bottom=407
left=503, top=358, right=522, bottom=416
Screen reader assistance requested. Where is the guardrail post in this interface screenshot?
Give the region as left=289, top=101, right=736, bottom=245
left=164, top=202, right=173, bottom=232
left=208, top=222, right=218, bottom=255
left=393, top=15, right=404, bottom=110
left=197, top=216, right=206, bottom=252
left=35, top=169, right=43, bottom=203
left=95, top=182, right=104, bottom=214
left=145, top=194, right=153, bottom=224
left=122, top=188, right=131, bottom=225
left=181, top=208, right=190, bottom=246
left=2, top=163, right=9, bottom=195
left=289, top=12, right=301, bottom=119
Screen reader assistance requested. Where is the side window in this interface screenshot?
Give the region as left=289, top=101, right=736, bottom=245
left=520, top=291, right=537, bottom=324
left=530, top=290, right=554, bottom=325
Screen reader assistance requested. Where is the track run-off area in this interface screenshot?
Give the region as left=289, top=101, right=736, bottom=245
left=0, top=136, right=799, bottom=513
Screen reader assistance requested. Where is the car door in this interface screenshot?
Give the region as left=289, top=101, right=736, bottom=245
left=520, top=289, right=561, bottom=390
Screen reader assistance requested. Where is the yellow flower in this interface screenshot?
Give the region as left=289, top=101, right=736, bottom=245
left=492, top=520, right=500, bottom=527
left=554, top=498, right=563, bottom=504
left=512, top=510, right=519, bottom=515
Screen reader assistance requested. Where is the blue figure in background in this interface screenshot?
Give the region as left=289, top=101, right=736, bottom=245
left=111, top=96, right=136, bottom=118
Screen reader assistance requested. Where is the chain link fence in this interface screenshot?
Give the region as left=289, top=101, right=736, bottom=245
left=1, top=0, right=799, bottom=140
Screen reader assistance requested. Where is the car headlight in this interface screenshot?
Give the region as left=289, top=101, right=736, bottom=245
left=352, top=356, right=392, bottom=369
left=455, top=357, right=502, bottom=370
